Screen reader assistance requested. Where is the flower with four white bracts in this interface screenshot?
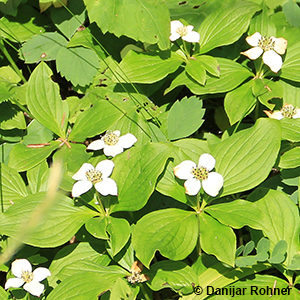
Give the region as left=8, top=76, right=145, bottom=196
left=72, top=160, right=117, bottom=197
left=169, top=20, right=200, bottom=43
left=5, top=259, right=51, bottom=297
left=264, top=104, right=300, bottom=120
left=87, top=130, right=137, bottom=157
left=174, top=153, right=223, bottom=197
left=241, top=32, right=287, bottom=73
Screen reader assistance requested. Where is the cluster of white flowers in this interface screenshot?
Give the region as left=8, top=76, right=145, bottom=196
left=174, top=153, right=223, bottom=197
left=72, top=130, right=137, bottom=198
left=264, top=104, right=300, bottom=120
left=5, top=259, right=51, bottom=297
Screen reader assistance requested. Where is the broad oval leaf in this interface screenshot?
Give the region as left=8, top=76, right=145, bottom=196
left=27, top=62, right=69, bottom=137
left=212, top=118, right=281, bottom=196
left=199, top=1, right=260, bottom=54
left=132, top=208, right=198, bottom=268
left=279, top=147, right=300, bottom=169
left=84, top=0, right=170, bottom=50
left=281, top=41, right=300, bottom=82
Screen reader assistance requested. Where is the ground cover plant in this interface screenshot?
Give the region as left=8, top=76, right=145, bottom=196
left=0, top=0, right=299, bottom=299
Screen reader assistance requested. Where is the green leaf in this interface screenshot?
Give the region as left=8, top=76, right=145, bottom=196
left=56, top=46, right=100, bottom=87
left=83, top=0, right=170, bottom=50
left=283, top=0, right=300, bottom=27
left=116, top=50, right=182, bottom=84
left=27, top=62, right=69, bottom=137
left=196, top=55, right=220, bottom=77
left=167, top=96, right=205, bottom=140
left=213, top=118, right=281, bottom=196
left=107, top=217, right=131, bottom=256
left=0, top=163, right=28, bottom=211
left=47, top=263, right=127, bottom=300
left=185, top=59, right=206, bottom=85
left=224, top=80, right=255, bottom=125
left=167, top=58, right=252, bottom=95
left=149, top=261, right=198, bottom=295
left=22, top=120, right=53, bottom=146
left=156, top=139, right=209, bottom=204
left=243, top=241, right=255, bottom=256
left=269, top=240, right=287, bottom=264
left=69, top=99, right=123, bottom=142
left=0, top=192, right=97, bottom=247
left=0, top=65, right=21, bottom=83
left=27, top=160, right=49, bottom=194
left=111, top=143, right=171, bottom=212
left=198, top=1, right=260, bottom=54
left=21, top=32, right=68, bottom=63
left=0, top=0, right=23, bottom=17
left=249, top=7, right=276, bottom=37
left=85, top=217, right=108, bottom=239
left=279, top=147, right=300, bottom=169
left=0, top=4, right=45, bottom=42
left=199, top=213, right=236, bottom=266
left=280, top=118, right=300, bottom=142
left=8, top=142, right=60, bottom=172
left=132, top=208, right=198, bottom=268
left=110, top=278, right=140, bottom=300
left=281, top=41, right=300, bottom=82
left=48, top=242, right=110, bottom=287
left=0, top=101, right=26, bottom=130
left=50, top=0, right=86, bottom=39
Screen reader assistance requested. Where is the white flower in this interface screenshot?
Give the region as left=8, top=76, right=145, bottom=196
left=5, top=259, right=50, bottom=297
left=264, top=104, right=300, bottom=120
left=72, top=160, right=117, bottom=197
left=169, top=20, right=200, bottom=43
left=241, top=32, right=287, bottom=73
left=87, top=130, right=137, bottom=157
left=174, top=153, right=223, bottom=197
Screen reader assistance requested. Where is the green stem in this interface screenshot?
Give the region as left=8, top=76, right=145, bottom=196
left=96, top=192, right=106, bottom=216
left=0, top=39, right=27, bottom=83
left=182, top=40, right=190, bottom=58
left=140, top=283, right=152, bottom=300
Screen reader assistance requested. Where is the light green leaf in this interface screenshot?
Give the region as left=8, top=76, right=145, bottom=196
left=8, top=142, right=60, bottom=172
left=50, top=0, right=86, bottom=39
left=116, top=50, right=182, bottom=84
left=48, top=242, right=110, bottom=287
left=21, top=32, right=68, bottom=63
left=213, top=118, right=281, bottom=196
left=283, top=0, right=300, bottom=27
left=0, top=101, right=26, bottom=130
left=22, top=120, right=53, bottom=146
left=199, top=213, right=236, bottom=266
left=167, top=96, right=205, bottom=140
left=69, top=99, right=123, bottom=142
left=56, top=46, right=99, bottom=87
left=149, top=261, right=198, bottom=295
left=249, top=7, right=276, bottom=36
left=85, top=217, right=108, bottom=239
left=224, top=80, right=255, bottom=125
left=83, top=0, right=170, bottom=50
left=167, top=58, right=252, bottom=95
left=280, top=80, right=300, bottom=108
left=269, top=240, right=287, bottom=264
left=280, top=118, right=300, bottom=142
left=27, top=160, right=49, bottom=194
left=0, top=192, right=97, bottom=247
left=196, top=55, right=220, bottom=77
left=27, top=62, right=69, bottom=137
left=47, top=263, right=127, bottom=300
left=279, top=147, right=300, bottom=169
left=132, top=208, right=198, bottom=268
left=199, top=1, right=260, bottom=54
left=111, top=143, right=170, bottom=212
left=0, top=163, right=28, bottom=211
left=281, top=41, right=300, bottom=82
left=185, top=59, right=206, bottom=85
left=107, top=217, right=131, bottom=256
left=0, top=65, right=21, bottom=83
left=156, top=139, right=209, bottom=204
left=110, top=278, right=140, bottom=300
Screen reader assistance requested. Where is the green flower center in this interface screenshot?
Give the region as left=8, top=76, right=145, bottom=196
left=103, top=132, right=119, bottom=146
left=85, top=170, right=103, bottom=184
left=176, top=26, right=188, bottom=37
left=192, top=167, right=208, bottom=180
left=281, top=104, right=297, bottom=118
left=21, top=271, right=33, bottom=283
left=258, top=36, right=275, bottom=51
left=127, top=272, right=145, bottom=284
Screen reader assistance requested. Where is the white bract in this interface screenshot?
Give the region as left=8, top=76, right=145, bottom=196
left=72, top=160, right=118, bottom=197
left=264, top=104, right=300, bottom=120
left=169, top=20, right=200, bottom=43
left=174, top=153, right=223, bottom=197
left=241, top=32, right=287, bottom=73
left=87, top=130, right=137, bottom=157
left=5, top=259, right=51, bottom=297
